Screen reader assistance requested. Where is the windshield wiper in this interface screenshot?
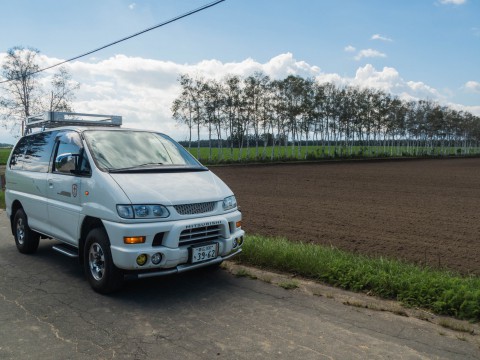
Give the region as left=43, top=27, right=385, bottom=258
left=137, top=162, right=164, bottom=166
left=108, top=165, right=208, bottom=173
left=107, top=162, right=164, bottom=172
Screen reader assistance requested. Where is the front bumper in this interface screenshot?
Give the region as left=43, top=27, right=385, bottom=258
left=125, top=248, right=242, bottom=279
left=103, top=211, right=244, bottom=271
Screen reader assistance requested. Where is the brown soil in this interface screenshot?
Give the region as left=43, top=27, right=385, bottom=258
left=211, top=158, right=480, bottom=275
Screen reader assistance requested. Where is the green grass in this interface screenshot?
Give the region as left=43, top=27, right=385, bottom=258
left=438, top=319, right=474, bottom=334
left=237, top=235, right=480, bottom=321
left=0, top=148, right=6, bottom=208
left=278, top=280, right=299, bottom=290
left=2, top=143, right=479, bottom=166
left=186, top=145, right=480, bottom=164
left=235, top=268, right=257, bottom=280
left=0, top=148, right=11, bottom=165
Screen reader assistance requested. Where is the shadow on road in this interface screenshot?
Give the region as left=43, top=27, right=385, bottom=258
left=20, top=240, right=237, bottom=307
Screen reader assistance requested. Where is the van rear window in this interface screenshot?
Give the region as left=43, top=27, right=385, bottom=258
left=10, top=132, right=57, bottom=172
left=9, top=137, right=28, bottom=170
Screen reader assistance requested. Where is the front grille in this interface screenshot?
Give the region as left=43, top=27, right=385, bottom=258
left=174, top=202, right=216, bottom=215
left=179, top=225, right=221, bottom=246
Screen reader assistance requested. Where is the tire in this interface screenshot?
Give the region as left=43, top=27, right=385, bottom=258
left=13, top=208, right=40, bottom=254
left=84, top=228, right=123, bottom=294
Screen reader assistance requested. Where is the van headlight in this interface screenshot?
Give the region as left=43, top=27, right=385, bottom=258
left=117, top=205, right=170, bottom=219
left=222, top=195, right=237, bottom=211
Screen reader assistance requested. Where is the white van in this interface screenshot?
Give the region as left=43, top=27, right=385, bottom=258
left=5, top=112, right=244, bottom=293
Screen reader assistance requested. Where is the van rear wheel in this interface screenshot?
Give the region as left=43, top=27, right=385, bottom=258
left=84, top=228, right=123, bottom=294
left=13, top=208, right=40, bottom=254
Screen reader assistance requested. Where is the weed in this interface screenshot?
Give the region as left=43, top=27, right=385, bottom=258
left=392, top=309, right=409, bottom=317
left=343, top=300, right=367, bottom=309
left=235, top=268, right=257, bottom=280
left=278, top=280, right=299, bottom=290
left=260, top=275, right=273, bottom=284
left=438, top=319, right=474, bottom=334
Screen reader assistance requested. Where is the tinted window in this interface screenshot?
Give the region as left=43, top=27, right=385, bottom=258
left=23, top=132, right=57, bottom=173
left=9, top=137, right=28, bottom=170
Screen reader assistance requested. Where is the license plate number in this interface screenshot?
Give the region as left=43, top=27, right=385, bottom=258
left=191, top=243, right=217, bottom=264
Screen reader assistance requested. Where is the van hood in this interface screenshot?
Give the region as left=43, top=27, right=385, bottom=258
left=108, top=170, right=232, bottom=205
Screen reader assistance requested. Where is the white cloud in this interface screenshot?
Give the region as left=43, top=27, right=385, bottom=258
left=128, top=3, right=136, bottom=10
left=352, top=64, right=402, bottom=92
left=354, top=49, right=387, bottom=61
left=316, top=64, right=452, bottom=104
left=371, top=34, right=393, bottom=42
left=406, top=80, right=443, bottom=99
left=465, top=81, right=480, bottom=93
left=344, top=45, right=356, bottom=52
left=439, top=0, right=466, bottom=4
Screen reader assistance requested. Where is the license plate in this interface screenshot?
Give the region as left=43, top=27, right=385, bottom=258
left=191, top=243, right=218, bottom=264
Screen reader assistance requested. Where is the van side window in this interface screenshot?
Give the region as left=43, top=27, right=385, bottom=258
left=23, top=132, right=57, bottom=173
left=9, top=137, right=29, bottom=170
left=54, top=131, right=90, bottom=175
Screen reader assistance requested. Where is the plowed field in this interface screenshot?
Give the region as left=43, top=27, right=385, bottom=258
left=212, top=158, right=480, bottom=275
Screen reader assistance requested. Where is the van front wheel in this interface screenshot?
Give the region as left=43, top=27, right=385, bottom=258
left=13, top=208, right=40, bottom=254
left=84, top=228, right=123, bottom=294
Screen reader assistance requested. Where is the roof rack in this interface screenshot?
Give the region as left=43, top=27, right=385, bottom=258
left=24, top=111, right=122, bottom=135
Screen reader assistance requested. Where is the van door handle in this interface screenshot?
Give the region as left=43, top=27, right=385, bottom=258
left=48, top=181, right=54, bottom=188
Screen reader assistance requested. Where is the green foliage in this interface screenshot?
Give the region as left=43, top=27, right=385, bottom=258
left=0, top=148, right=11, bottom=165
left=235, top=268, right=257, bottom=280
left=0, top=190, right=4, bottom=209
left=278, top=280, right=299, bottom=290
left=187, top=146, right=480, bottom=165
left=238, top=235, right=480, bottom=321
left=0, top=148, right=8, bottom=208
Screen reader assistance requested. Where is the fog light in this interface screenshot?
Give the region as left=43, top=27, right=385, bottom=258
left=238, top=237, right=244, bottom=246
left=136, top=254, right=148, bottom=266
left=232, top=238, right=238, bottom=248
left=151, top=253, right=162, bottom=265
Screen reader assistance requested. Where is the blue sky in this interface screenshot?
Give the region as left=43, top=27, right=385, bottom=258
left=0, top=0, right=479, bottom=143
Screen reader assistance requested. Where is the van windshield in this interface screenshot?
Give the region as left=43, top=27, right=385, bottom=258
left=83, top=130, right=205, bottom=172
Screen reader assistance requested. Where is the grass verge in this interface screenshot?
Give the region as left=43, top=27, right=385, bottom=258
left=0, top=148, right=11, bottom=165
left=237, top=235, right=480, bottom=321
left=0, top=190, right=4, bottom=210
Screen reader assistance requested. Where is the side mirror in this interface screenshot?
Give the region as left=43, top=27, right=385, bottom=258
left=55, top=153, right=78, bottom=174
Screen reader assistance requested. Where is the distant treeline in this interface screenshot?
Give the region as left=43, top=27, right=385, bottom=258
left=172, top=72, right=480, bottom=162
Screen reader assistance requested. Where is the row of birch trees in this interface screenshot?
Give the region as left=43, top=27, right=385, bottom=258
left=172, top=72, right=480, bottom=162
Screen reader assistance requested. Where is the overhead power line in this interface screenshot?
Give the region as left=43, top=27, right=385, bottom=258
left=0, top=0, right=225, bottom=84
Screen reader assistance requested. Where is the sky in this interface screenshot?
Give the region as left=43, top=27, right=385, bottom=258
left=0, top=0, right=479, bottom=144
